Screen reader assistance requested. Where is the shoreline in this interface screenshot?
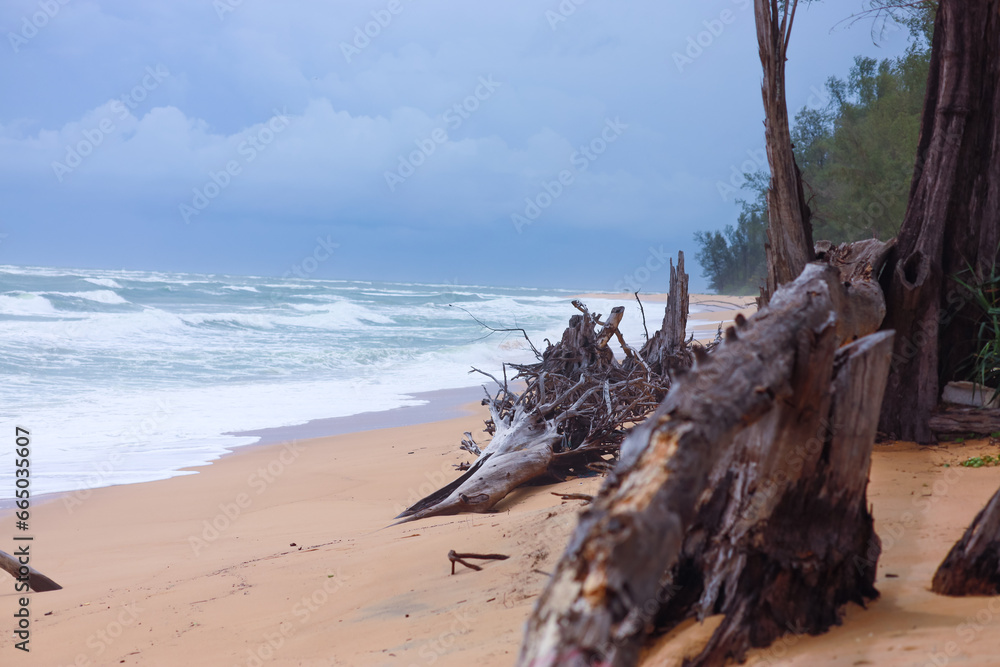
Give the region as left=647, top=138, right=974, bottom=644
left=0, top=385, right=489, bottom=511
left=3, top=404, right=1000, bottom=663
left=4, top=290, right=747, bottom=510
left=0, top=401, right=604, bottom=666
left=228, top=385, right=485, bottom=447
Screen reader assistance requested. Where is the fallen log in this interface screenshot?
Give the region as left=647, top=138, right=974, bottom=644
left=929, top=406, right=1000, bottom=437
left=932, top=487, right=1000, bottom=596
left=518, top=262, right=888, bottom=667
left=0, top=549, right=62, bottom=592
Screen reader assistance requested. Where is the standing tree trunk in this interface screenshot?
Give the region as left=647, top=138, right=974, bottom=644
left=641, top=251, right=691, bottom=377
left=879, top=0, right=1000, bottom=443
left=755, top=0, right=814, bottom=304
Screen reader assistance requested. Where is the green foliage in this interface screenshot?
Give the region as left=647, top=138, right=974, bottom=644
left=951, top=257, right=1000, bottom=400
left=960, top=455, right=1000, bottom=468
left=800, top=45, right=930, bottom=243
left=694, top=181, right=767, bottom=295
left=695, top=3, right=934, bottom=294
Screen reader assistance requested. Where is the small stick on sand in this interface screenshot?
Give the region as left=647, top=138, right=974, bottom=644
left=550, top=493, right=593, bottom=503
left=448, top=550, right=509, bottom=575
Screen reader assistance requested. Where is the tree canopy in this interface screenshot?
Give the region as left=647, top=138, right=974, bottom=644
left=696, top=9, right=932, bottom=294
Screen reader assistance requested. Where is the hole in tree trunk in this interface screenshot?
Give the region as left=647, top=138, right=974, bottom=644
left=901, top=251, right=927, bottom=287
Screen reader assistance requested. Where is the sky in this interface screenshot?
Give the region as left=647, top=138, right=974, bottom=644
left=0, top=0, right=914, bottom=292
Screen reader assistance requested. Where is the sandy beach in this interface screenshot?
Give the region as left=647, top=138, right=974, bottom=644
left=4, top=394, right=1000, bottom=666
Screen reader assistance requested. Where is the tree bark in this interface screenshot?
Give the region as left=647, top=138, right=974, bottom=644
left=654, top=330, right=892, bottom=666
left=642, top=251, right=691, bottom=377
left=879, top=0, right=1000, bottom=444
left=518, top=262, right=886, bottom=667
left=929, top=406, right=1000, bottom=437
left=755, top=0, right=814, bottom=303
left=933, top=485, right=1000, bottom=596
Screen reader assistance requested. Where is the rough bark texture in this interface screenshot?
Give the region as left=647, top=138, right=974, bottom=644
left=880, top=0, right=1000, bottom=444
left=817, top=238, right=895, bottom=283
left=655, top=331, right=892, bottom=666
left=642, top=251, right=691, bottom=377
left=755, top=0, right=814, bottom=304
left=933, top=486, right=1000, bottom=596
left=0, top=549, right=62, bottom=592
left=518, top=262, right=886, bottom=667
left=929, top=406, right=1000, bottom=436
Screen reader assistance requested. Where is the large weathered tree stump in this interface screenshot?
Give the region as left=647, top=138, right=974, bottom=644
left=932, top=486, right=1000, bottom=596
left=654, top=330, right=893, bottom=666
left=518, top=262, right=889, bottom=667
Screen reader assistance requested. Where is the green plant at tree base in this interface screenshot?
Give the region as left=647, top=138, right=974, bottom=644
left=960, top=455, right=1000, bottom=468
left=952, top=256, right=1000, bottom=405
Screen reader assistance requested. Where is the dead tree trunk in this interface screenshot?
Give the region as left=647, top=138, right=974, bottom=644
left=879, top=0, right=1000, bottom=444
left=641, top=251, right=691, bottom=377
left=0, top=549, right=62, bottom=592
left=518, top=262, right=887, bottom=667
left=653, top=330, right=892, bottom=666
left=932, top=485, right=1000, bottom=596
left=755, top=0, right=814, bottom=304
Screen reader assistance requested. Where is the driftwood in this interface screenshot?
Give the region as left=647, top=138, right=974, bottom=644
left=932, top=486, right=1000, bottom=595
left=929, top=406, right=1000, bottom=436
left=518, top=262, right=888, bottom=667
left=0, top=549, right=62, bottom=593
left=394, top=254, right=693, bottom=524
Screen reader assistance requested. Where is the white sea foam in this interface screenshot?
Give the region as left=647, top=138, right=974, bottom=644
left=0, top=293, right=59, bottom=315
left=0, top=266, right=715, bottom=500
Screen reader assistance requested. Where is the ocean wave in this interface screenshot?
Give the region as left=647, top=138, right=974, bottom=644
left=0, top=293, right=59, bottom=315
left=48, top=290, right=129, bottom=305
left=180, top=312, right=275, bottom=329
left=276, top=300, right=395, bottom=328
left=84, top=278, right=123, bottom=289
left=0, top=265, right=617, bottom=499
left=287, top=303, right=332, bottom=312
